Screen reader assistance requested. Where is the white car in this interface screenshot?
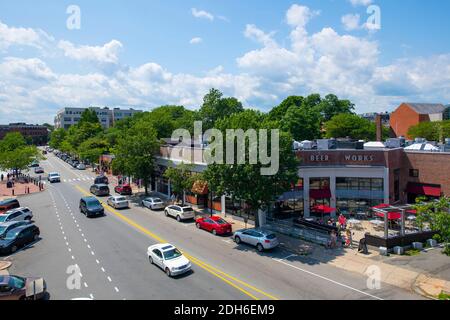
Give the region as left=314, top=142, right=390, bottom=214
left=0, top=207, right=33, bottom=223
left=47, top=172, right=61, bottom=183
left=142, top=197, right=165, bottom=210
left=164, top=205, right=195, bottom=222
left=106, top=196, right=129, bottom=209
left=147, top=244, right=191, bottom=277
left=77, top=163, right=86, bottom=170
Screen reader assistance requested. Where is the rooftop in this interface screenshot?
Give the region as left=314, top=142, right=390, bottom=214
left=404, top=103, right=446, bottom=114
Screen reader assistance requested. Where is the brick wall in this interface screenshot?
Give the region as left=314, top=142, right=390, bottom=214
left=390, top=103, right=421, bottom=139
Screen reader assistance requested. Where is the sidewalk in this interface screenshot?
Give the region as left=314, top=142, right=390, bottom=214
left=0, top=181, right=44, bottom=199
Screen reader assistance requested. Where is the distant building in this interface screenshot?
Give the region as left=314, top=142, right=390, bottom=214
left=0, top=123, right=49, bottom=145
left=444, top=105, right=450, bottom=120
left=54, top=107, right=143, bottom=129
left=390, top=103, right=446, bottom=139
left=360, top=112, right=390, bottom=125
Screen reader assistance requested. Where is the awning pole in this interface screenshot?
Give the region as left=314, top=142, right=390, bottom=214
left=401, top=209, right=405, bottom=236
left=384, top=210, right=389, bottom=239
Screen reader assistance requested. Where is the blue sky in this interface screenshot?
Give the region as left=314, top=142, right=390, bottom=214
left=0, top=0, right=450, bottom=124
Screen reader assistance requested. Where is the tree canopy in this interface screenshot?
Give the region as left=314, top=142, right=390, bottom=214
left=0, top=132, right=42, bottom=173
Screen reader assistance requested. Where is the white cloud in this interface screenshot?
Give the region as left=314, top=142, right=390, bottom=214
left=191, top=8, right=214, bottom=21
left=286, top=4, right=320, bottom=28
left=57, top=40, right=123, bottom=64
left=341, top=14, right=361, bottom=31
left=0, top=21, right=53, bottom=51
left=243, top=24, right=277, bottom=47
left=189, top=37, right=203, bottom=45
left=348, top=0, right=372, bottom=6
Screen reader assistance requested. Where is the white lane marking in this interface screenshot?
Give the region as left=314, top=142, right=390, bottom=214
left=68, top=248, right=72, bottom=252
left=90, top=294, right=94, bottom=299
left=107, top=276, right=112, bottom=282
left=101, top=267, right=105, bottom=272
left=84, top=282, right=88, bottom=288
left=273, top=254, right=296, bottom=262
left=96, top=259, right=100, bottom=264
left=114, top=287, right=119, bottom=293
left=91, top=251, right=95, bottom=256
left=274, top=258, right=384, bottom=300
left=71, top=256, right=75, bottom=260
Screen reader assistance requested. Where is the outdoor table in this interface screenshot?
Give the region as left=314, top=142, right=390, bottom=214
left=369, top=220, right=384, bottom=226
left=407, top=216, right=417, bottom=221
left=347, top=219, right=363, bottom=229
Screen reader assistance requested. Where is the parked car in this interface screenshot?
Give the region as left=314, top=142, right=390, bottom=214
left=0, top=275, right=47, bottom=300
left=90, top=184, right=110, bottom=197
left=71, top=160, right=80, bottom=168
left=0, top=224, right=40, bottom=255
left=107, top=196, right=129, bottom=209
left=164, top=205, right=195, bottom=222
left=147, top=244, right=191, bottom=277
left=114, top=184, right=132, bottom=196
left=0, top=221, right=31, bottom=239
left=47, top=172, right=61, bottom=183
left=0, top=208, right=33, bottom=223
left=233, top=228, right=279, bottom=252
left=142, top=197, right=165, bottom=210
left=29, top=161, right=39, bottom=168
left=94, top=176, right=109, bottom=185
left=0, top=199, right=20, bottom=215
left=79, top=197, right=104, bottom=218
left=195, top=216, right=232, bottom=235
left=77, top=163, right=86, bottom=170
left=34, top=167, right=44, bottom=174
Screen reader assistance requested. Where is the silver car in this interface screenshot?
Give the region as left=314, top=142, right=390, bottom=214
left=107, top=196, right=129, bottom=209
left=0, top=208, right=33, bottom=224
left=142, top=197, right=165, bottom=210
left=233, top=228, right=279, bottom=252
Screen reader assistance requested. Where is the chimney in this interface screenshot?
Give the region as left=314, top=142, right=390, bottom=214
left=376, top=114, right=383, bottom=142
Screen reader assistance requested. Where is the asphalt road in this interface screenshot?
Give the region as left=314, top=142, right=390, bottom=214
left=4, top=153, right=424, bottom=300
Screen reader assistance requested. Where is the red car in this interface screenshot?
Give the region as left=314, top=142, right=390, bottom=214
left=196, top=216, right=232, bottom=235
left=114, top=184, right=132, bottom=195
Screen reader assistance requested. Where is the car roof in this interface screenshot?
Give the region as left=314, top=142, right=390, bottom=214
left=49, top=172, right=60, bottom=175
left=82, top=196, right=99, bottom=201
left=94, top=184, right=109, bottom=187
left=6, top=224, right=34, bottom=233
left=0, top=276, right=12, bottom=285
left=0, top=221, right=25, bottom=227
left=0, top=199, right=19, bottom=205
left=151, top=243, right=175, bottom=251
left=6, top=207, right=28, bottom=213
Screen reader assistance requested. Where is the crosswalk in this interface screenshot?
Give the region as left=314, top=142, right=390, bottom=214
left=63, top=177, right=96, bottom=183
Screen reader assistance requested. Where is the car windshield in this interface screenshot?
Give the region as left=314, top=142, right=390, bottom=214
left=86, top=200, right=101, bottom=208
left=0, top=216, right=7, bottom=223
left=163, top=248, right=182, bottom=260
left=116, top=197, right=126, bottom=202
left=0, top=226, right=6, bottom=234
left=266, top=234, right=277, bottom=240
left=153, top=198, right=162, bottom=203
left=183, top=208, right=193, bottom=212
left=100, top=186, right=109, bottom=191
left=9, top=276, right=26, bottom=289
left=4, top=229, right=19, bottom=240
left=215, top=218, right=228, bottom=225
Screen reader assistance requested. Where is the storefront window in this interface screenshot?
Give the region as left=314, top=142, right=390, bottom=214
left=359, top=178, right=371, bottom=190
left=272, top=191, right=304, bottom=220
left=371, top=178, right=383, bottom=191
left=225, top=197, right=256, bottom=221
left=310, top=178, right=330, bottom=190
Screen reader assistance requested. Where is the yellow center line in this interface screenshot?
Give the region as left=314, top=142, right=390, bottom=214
left=74, top=185, right=276, bottom=300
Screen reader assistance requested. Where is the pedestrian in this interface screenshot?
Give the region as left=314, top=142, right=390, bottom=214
left=0, top=173, right=3, bottom=182
left=328, top=230, right=337, bottom=249
left=345, top=229, right=353, bottom=249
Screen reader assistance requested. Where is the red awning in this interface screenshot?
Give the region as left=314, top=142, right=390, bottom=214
left=406, top=209, right=417, bottom=215
left=375, top=211, right=402, bottom=220
left=372, top=204, right=390, bottom=210
left=407, top=183, right=441, bottom=197
left=310, top=189, right=332, bottom=199
left=312, top=205, right=336, bottom=214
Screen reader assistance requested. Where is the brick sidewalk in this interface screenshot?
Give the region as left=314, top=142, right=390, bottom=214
left=0, top=181, right=43, bottom=198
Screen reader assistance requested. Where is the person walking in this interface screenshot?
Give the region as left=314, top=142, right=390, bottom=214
left=1, top=173, right=3, bottom=182
left=345, top=229, right=353, bottom=249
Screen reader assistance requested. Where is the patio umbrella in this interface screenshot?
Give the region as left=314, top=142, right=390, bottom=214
left=312, top=205, right=336, bottom=221
left=372, top=204, right=390, bottom=210
left=374, top=211, right=402, bottom=220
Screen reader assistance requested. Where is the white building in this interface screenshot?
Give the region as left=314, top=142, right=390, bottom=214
left=54, top=107, right=142, bottom=129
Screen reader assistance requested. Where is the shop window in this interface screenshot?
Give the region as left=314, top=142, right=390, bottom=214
left=336, top=177, right=348, bottom=190
left=371, top=178, right=383, bottom=191
left=409, top=169, right=419, bottom=178
left=310, top=178, right=330, bottom=190
left=359, top=178, right=371, bottom=190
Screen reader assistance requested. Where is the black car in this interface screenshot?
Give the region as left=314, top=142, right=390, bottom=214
left=0, top=225, right=40, bottom=255
left=0, top=199, right=20, bottom=214
left=94, top=176, right=109, bottom=185
left=79, top=197, right=105, bottom=218
left=0, top=221, right=31, bottom=239
left=90, top=184, right=110, bottom=197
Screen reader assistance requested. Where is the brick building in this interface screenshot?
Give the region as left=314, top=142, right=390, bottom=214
left=0, top=123, right=49, bottom=145
left=390, top=103, right=446, bottom=139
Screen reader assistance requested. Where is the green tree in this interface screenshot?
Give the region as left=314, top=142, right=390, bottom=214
left=267, top=96, right=304, bottom=121
left=203, top=110, right=299, bottom=226
left=200, top=88, right=244, bottom=129
left=0, top=132, right=41, bottom=174
left=112, top=121, right=160, bottom=195
left=325, top=113, right=377, bottom=140
left=78, top=137, right=110, bottom=166
left=79, top=108, right=100, bottom=125
left=414, top=197, right=450, bottom=256
left=163, top=163, right=196, bottom=205
left=280, top=105, right=322, bottom=141
left=316, top=94, right=355, bottom=121
left=408, top=121, right=440, bottom=141
left=49, top=128, right=67, bottom=149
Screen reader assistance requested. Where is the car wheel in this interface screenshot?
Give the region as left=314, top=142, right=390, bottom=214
left=165, top=268, right=171, bottom=277
left=165, top=210, right=169, bottom=217
left=235, top=236, right=241, bottom=244
left=33, top=234, right=39, bottom=241
left=196, top=223, right=201, bottom=229
left=25, top=216, right=32, bottom=221
left=256, top=244, right=264, bottom=252
left=10, top=245, right=18, bottom=253
left=149, top=256, right=153, bottom=264
left=212, top=229, right=217, bottom=236
left=176, top=215, right=181, bottom=222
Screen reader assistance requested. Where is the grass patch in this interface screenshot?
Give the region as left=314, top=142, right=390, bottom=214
left=405, top=249, right=421, bottom=256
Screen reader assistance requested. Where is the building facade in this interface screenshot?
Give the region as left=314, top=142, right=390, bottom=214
left=390, top=103, right=446, bottom=139
left=54, top=107, right=142, bottom=129
left=153, top=141, right=450, bottom=224
left=0, top=123, right=49, bottom=145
